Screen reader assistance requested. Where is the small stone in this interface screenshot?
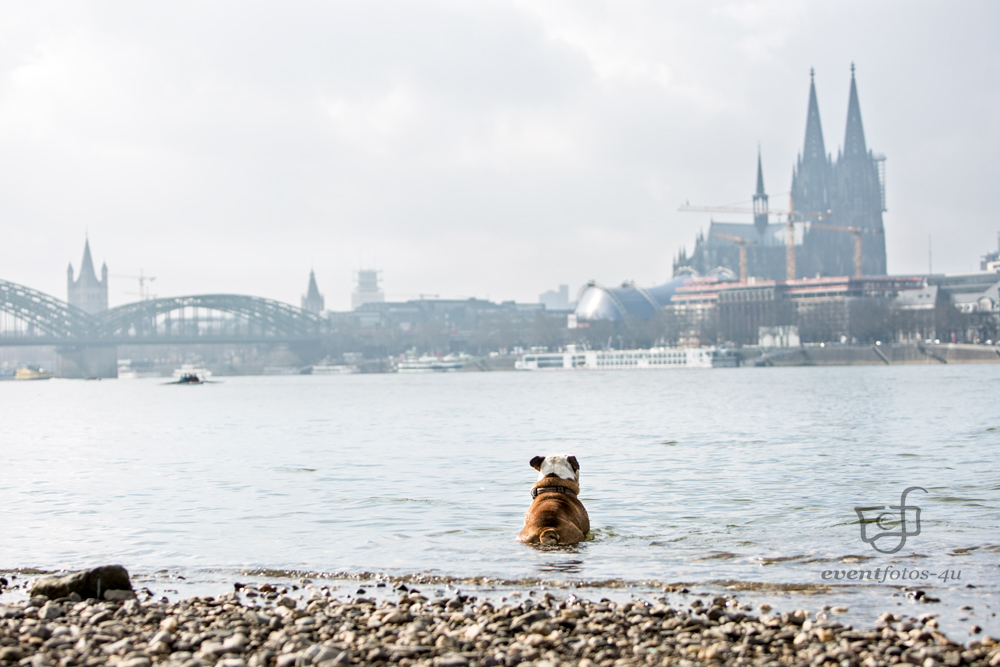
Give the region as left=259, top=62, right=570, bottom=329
left=38, top=603, right=64, bottom=620
left=102, top=637, right=132, bottom=654
left=118, top=658, right=152, bottom=667
left=104, top=589, right=136, bottom=601
left=148, top=641, right=171, bottom=654
left=831, top=606, right=848, bottom=614
left=160, top=616, right=179, bottom=633
left=88, top=610, right=112, bottom=625
left=383, top=610, right=412, bottom=624
left=222, top=634, right=248, bottom=653
left=316, top=652, right=350, bottom=667
left=199, top=640, right=226, bottom=656
left=434, top=655, right=469, bottom=667
left=0, top=647, right=24, bottom=661
left=816, top=628, right=835, bottom=642
left=308, top=646, right=341, bottom=663
left=247, top=653, right=271, bottom=667
left=243, top=610, right=264, bottom=625
left=150, top=630, right=173, bottom=646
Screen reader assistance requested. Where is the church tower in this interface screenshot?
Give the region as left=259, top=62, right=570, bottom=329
left=832, top=63, right=887, bottom=275
left=67, top=238, right=108, bottom=314
left=753, top=146, right=769, bottom=236
left=795, top=65, right=887, bottom=278
left=301, top=270, right=325, bottom=313
left=791, top=68, right=832, bottom=219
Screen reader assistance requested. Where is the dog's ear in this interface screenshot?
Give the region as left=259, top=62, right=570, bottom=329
left=567, top=456, right=580, bottom=472
left=529, top=456, right=545, bottom=470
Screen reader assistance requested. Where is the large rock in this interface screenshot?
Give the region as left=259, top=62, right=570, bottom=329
left=31, top=565, right=132, bottom=600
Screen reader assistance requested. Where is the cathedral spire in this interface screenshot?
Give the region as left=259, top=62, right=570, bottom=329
left=301, top=269, right=325, bottom=313
left=753, top=144, right=769, bottom=235
left=306, top=270, right=321, bottom=300
left=843, top=62, right=867, bottom=160
left=78, top=238, right=98, bottom=284
left=802, top=67, right=827, bottom=167
left=755, top=144, right=765, bottom=195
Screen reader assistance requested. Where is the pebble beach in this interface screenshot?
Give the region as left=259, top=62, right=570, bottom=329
left=2, top=578, right=998, bottom=667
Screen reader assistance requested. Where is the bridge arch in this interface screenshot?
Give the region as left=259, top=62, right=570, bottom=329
left=0, top=279, right=94, bottom=342
left=98, top=294, right=325, bottom=343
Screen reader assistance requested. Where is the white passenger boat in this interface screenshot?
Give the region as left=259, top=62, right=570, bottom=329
left=514, top=346, right=738, bottom=370
left=397, top=353, right=468, bottom=373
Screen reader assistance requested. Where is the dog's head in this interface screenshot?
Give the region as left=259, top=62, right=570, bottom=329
left=529, top=454, right=580, bottom=482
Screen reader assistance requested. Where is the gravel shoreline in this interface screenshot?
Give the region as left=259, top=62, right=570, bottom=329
left=2, top=581, right=998, bottom=667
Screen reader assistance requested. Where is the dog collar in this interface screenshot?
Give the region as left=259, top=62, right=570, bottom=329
left=531, top=486, right=577, bottom=499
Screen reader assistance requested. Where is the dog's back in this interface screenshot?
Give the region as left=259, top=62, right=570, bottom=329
left=518, top=455, right=590, bottom=545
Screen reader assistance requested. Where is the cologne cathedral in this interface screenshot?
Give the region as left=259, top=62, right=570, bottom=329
left=674, top=65, right=887, bottom=280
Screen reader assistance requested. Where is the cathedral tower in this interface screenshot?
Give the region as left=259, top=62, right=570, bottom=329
left=797, top=65, right=887, bottom=277
left=833, top=64, right=887, bottom=275
left=791, top=68, right=832, bottom=219
left=67, top=238, right=108, bottom=314
left=301, top=270, right=325, bottom=313
left=753, top=146, right=769, bottom=236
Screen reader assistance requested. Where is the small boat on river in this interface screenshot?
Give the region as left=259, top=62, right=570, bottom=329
left=13, top=365, right=56, bottom=380
left=172, top=364, right=212, bottom=380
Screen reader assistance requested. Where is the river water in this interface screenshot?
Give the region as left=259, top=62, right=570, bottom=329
left=1, top=365, right=998, bottom=637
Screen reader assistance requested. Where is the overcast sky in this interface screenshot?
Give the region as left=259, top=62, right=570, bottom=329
left=2, top=1, right=998, bottom=310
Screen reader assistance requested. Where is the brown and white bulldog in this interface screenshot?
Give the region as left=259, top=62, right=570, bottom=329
left=517, top=454, right=590, bottom=545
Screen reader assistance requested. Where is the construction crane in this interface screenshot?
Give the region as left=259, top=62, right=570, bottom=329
left=712, top=233, right=754, bottom=283
left=680, top=200, right=831, bottom=281
left=784, top=195, right=797, bottom=282
left=678, top=204, right=831, bottom=218
left=808, top=222, right=884, bottom=278
left=110, top=269, right=157, bottom=300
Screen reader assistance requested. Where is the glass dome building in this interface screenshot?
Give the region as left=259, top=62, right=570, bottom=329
left=574, top=269, right=734, bottom=322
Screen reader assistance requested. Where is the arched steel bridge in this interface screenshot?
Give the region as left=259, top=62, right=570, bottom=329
left=0, top=279, right=325, bottom=346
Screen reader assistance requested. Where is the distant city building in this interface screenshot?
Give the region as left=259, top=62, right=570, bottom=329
left=67, top=238, right=108, bottom=314
left=352, top=269, right=384, bottom=310
left=539, top=284, right=573, bottom=310
left=668, top=275, right=925, bottom=345
left=301, top=270, right=325, bottom=313
left=675, top=65, right=887, bottom=280
left=351, top=296, right=544, bottom=337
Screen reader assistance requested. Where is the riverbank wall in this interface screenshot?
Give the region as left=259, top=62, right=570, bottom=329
left=741, top=343, right=1000, bottom=367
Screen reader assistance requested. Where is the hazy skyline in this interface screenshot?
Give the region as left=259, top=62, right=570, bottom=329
left=2, top=2, right=998, bottom=311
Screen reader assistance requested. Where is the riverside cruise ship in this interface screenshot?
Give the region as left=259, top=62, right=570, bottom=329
left=515, top=346, right=738, bottom=370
